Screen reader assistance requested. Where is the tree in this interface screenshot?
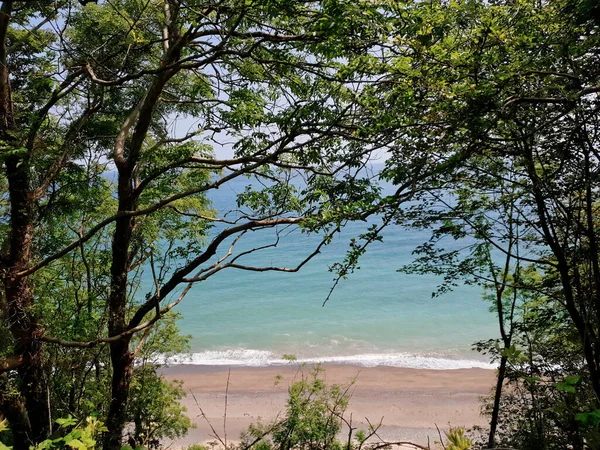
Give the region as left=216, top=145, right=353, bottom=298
left=0, top=1, right=395, bottom=448
left=366, top=0, right=600, bottom=446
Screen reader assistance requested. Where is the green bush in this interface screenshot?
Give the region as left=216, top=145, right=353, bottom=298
left=184, top=445, right=209, bottom=450
left=125, top=366, right=193, bottom=449
left=241, top=365, right=352, bottom=450
left=0, top=416, right=107, bottom=450
left=444, top=427, right=472, bottom=450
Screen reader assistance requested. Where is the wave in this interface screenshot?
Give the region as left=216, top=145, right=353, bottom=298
left=164, top=349, right=494, bottom=370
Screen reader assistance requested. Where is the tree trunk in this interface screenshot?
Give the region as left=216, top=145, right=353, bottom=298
left=102, top=174, right=135, bottom=449
left=0, top=373, right=33, bottom=450
left=0, top=2, right=47, bottom=445
left=3, top=155, right=50, bottom=445
left=102, top=28, right=181, bottom=447
left=524, top=149, right=600, bottom=401
left=487, top=354, right=507, bottom=448
left=104, top=338, right=134, bottom=449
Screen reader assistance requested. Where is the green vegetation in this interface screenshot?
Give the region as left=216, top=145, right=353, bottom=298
left=0, top=0, right=390, bottom=448
left=1, top=416, right=108, bottom=450
left=239, top=366, right=473, bottom=450
left=444, top=428, right=472, bottom=450
left=0, top=366, right=474, bottom=450
left=376, top=1, right=600, bottom=449
left=372, top=0, right=600, bottom=448
left=0, top=0, right=599, bottom=449
left=241, top=366, right=351, bottom=450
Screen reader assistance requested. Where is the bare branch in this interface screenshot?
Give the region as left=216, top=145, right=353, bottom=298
left=127, top=216, right=303, bottom=329
left=435, top=423, right=447, bottom=450
left=17, top=156, right=290, bottom=278
left=182, top=228, right=331, bottom=282
left=369, top=442, right=430, bottom=450
left=223, top=368, right=231, bottom=448
left=114, top=96, right=143, bottom=167
left=132, top=325, right=153, bottom=358
left=190, top=391, right=228, bottom=449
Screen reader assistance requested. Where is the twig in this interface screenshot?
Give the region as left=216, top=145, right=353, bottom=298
left=359, top=416, right=382, bottom=450
left=224, top=368, right=231, bottom=448
left=364, top=416, right=385, bottom=444
left=369, top=442, right=430, bottom=450
left=239, top=414, right=283, bottom=450
left=190, top=390, right=227, bottom=448
left=345, top=413, right=354, bottom=450
left=435, top=423, right=447, bottom=450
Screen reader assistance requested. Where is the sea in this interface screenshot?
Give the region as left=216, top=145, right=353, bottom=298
left=161, top=170, right=498, bottom=370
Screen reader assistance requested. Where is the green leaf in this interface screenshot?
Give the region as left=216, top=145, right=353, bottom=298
left=65, top=439, right=87, bottom=450
left=555, top=382, right=576, bottom=393
left=564, top=375, right=581, bottom=385
left=576, top=410, right=600, bottom=427
left=56, top=415, right=77, bottom=427
left=555, top=374, right=581, bottom=393
left=30, top=440, right=53, bottom=450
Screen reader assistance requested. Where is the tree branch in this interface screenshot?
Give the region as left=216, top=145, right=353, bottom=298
left=127, top=216, right=304, bottom=329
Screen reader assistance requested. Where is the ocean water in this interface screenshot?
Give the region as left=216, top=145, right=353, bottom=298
left=164, top=174, right=498, bottom=370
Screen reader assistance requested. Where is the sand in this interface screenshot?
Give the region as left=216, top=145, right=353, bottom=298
left=160, top=364, right=496, bottom=448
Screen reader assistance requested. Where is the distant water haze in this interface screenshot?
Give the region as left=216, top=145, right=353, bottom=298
left=152, top=171, right=498, bottom=369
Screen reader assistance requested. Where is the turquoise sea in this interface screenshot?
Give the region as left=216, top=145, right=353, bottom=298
left=166, top=173, right=498, bottom=369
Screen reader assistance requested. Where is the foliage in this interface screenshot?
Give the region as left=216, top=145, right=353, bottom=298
left=372, top=0, right=600, bottom=448
left=444, top=427, right=472, bottom=450
left=239, top=366, right=474, bottom=450
left=0, top=416, right=107, bottom=450
left=241, top=365, right=352, bottom=450
left=0, top=0, right=396, bottom=447
left=183, top=446, right=209, bottom=450
left=475, top=290, right=598, bottom=450
left=4, top=0, right=599, bottom=448
left=125, top=368, right=192, bottom=448
left=0, top=419, right=10, bottom=450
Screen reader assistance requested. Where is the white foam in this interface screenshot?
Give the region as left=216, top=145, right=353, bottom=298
left=164, top=349, right=493, bottom=370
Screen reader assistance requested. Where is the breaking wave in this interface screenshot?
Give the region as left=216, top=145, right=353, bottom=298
left=164, top=349, right=493, bottom=370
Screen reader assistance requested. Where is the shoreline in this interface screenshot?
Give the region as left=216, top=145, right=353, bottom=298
left=162, top=350, right=493, bottom=370
left=161, top=364, right=496, bottom=448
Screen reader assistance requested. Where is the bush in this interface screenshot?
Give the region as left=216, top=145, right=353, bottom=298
left=241, top=365, right=353, bottom=450
left=1, top=416, right=107, bottom=450
left=184, top=445, right=209, bottom=450
left=444, top=427, right=472, bottom=450
left=125, top=366, right=193, bottom=449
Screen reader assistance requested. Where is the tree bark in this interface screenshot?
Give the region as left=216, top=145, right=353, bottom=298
left=104, top=338, right=134, bottom=448
left=487, top=354, right=507, bottom=448
left=102, top=29, right=183, bottom=447
left=103, top=173, right=136, bottom=449
left=524, top=146, right=600, bottom=401
left=0, top=377, right=33, bottom=450
left=0, top=1, right=50, bottom=445
left=3, top=156, right=50, bottom=446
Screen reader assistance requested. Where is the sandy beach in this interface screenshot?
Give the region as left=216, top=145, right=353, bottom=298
left=161, top=364, right=495, bottom=448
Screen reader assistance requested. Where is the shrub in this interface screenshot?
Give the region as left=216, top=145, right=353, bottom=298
left=0, top=416, right=107, bottom=450
left=241, top=365, right=353, bottom=450
left=444, top=427, right=472, bottom=450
